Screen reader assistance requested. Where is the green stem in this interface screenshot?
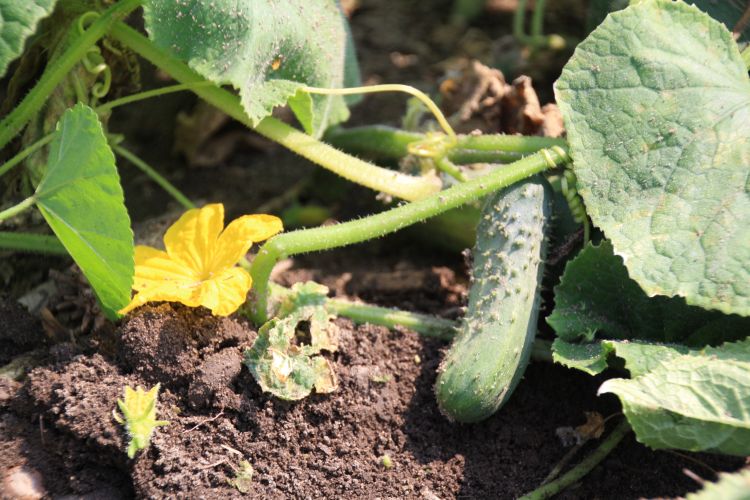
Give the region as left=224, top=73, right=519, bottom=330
left=324, top=125, right=567, bottom=164
left=457, top=134, right=567, bottom=154
left=513, top=0, right=564, bottom=49
left=0, top=231, right=68, bottom=254
left=0, top=197, right=36, bottom=224
left=0, top=133, right=55, bottom=179
left=519, top=421, right=631, bottom=500
left=112, top=144, right=195, bottom=210
left=95, top=82, right=214, bottom=114
left=249, top=147, right=568, bottom=323
left=109, top=23, right=440, bottom=202
left=531, top=0, right=547, bottom=38
left=0, top=0, right=142, bottom=151
left=327, top=299, right=457, bottom=340
left=514, top=0, right=530, bottom=42
left=324, top=125, right=423, bottom=159
left=434, top=156, right=467, bottom=182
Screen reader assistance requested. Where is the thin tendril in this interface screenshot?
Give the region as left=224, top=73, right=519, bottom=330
left=301, top=84, right=457, bottom=140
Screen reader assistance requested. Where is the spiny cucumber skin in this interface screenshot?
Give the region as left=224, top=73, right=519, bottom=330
left=435, top=178, right=550, bottom=423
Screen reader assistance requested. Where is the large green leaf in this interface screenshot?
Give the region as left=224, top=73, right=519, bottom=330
left=143, top=0, right=360, bottom=137
left=0, top=0, right=57, bottom=77
left=35, top=103, right=134, bottom=320
left=555, top=0, right=750, bottom=316
left=599, top=339, right=750, bottom=456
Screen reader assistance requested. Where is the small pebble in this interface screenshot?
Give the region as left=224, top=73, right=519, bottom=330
left=3, top=466, right=46, bottom=500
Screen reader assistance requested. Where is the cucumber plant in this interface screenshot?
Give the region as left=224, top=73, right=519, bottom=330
left=1, top=1, right=749, bottom=495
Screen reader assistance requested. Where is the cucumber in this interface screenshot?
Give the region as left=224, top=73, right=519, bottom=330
left=435, top=178, right=550, bottom=423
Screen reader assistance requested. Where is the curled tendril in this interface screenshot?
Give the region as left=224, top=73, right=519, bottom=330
left=77, top=11, right=113, bottom=100
left=561, top=168, right=591, bottom=244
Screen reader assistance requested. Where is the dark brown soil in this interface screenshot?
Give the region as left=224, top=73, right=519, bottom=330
left=2, top=277, right=744, bottom=499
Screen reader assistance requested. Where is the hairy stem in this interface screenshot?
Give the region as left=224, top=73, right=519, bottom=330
left=0, top=133, right=55, bottom=179
left=109, top=23, right=440, bottom=202
left=326, top=299, right=457, bottom=340
left=112, top=144, right=195, bottom=210
left=249, top=147, right=568, bottom=323
left=0, top=0, right=142, bottom=151
left=325, top=125, right=566, bottom=164
left=0, top=231, right=68, bottom=254
left=0, top=197, right=36, bottom=225
left=519, top=421, right=631, bottom=500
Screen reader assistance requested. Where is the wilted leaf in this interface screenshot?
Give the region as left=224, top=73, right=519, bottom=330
left=244, top=282, right=338, bottom=400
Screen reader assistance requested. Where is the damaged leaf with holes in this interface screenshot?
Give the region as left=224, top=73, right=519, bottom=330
left=244, top=282, right=339, bottom=400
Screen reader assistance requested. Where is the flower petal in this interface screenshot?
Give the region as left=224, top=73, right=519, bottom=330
left=196, top=267, right=253, bottom=316
left=132, top=246, right=198, bottom=291
left=118, top=280, right=203, bottom=315
left=210, top=214, right=283, bottom=270
left=163, top=204, right=224, bottom=273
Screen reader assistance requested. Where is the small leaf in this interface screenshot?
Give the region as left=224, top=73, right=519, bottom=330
left=555, top=0, right=750, bottom=316
left=0, top=0, right=57, bottom=77
left=115, top=383, right=169, bottom=459
left=552, top=339, right=612, bottom=376
left=599, top=339, right=750, bottom=456
left=143, top=0, right=360, bottom=137
left=35, top=103, right=134, bottom=319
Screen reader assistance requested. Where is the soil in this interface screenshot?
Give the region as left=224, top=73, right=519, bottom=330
left=1, top=0, right=748, bottom=499
left=1, top=253, right=745, bottom=499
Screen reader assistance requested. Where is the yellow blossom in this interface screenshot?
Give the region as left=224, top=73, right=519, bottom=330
left=119, top=204, right=282, bottom=317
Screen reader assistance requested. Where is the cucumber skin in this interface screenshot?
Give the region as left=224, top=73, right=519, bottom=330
left=435, top=178, right=550, bottom=423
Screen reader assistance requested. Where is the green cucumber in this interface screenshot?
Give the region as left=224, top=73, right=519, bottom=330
left=435, top=178, right=550, bottom=423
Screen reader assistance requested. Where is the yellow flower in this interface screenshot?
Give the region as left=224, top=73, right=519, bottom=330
left=119, top=204, right=282, bottom=317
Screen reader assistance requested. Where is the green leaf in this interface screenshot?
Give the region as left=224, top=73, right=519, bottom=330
left=555, top=0, right=750, bottom=316
left=599, top=339, right=750, bottom=456
left=0, top=0, right=57, bottom=77
left=547, top=241, right=750, bottom=346
left=35, top=103, right=134, bottom=320
left=552, top=339, right=612, bottom=375
left=588, top=1, right=750, bottom=47
left=686, top=469, right=750, bottom=500
left=143, top=0, right=360, bottom=137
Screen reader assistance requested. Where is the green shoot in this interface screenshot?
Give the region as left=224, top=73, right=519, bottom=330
left=113, top=383, right=169, bottom=459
